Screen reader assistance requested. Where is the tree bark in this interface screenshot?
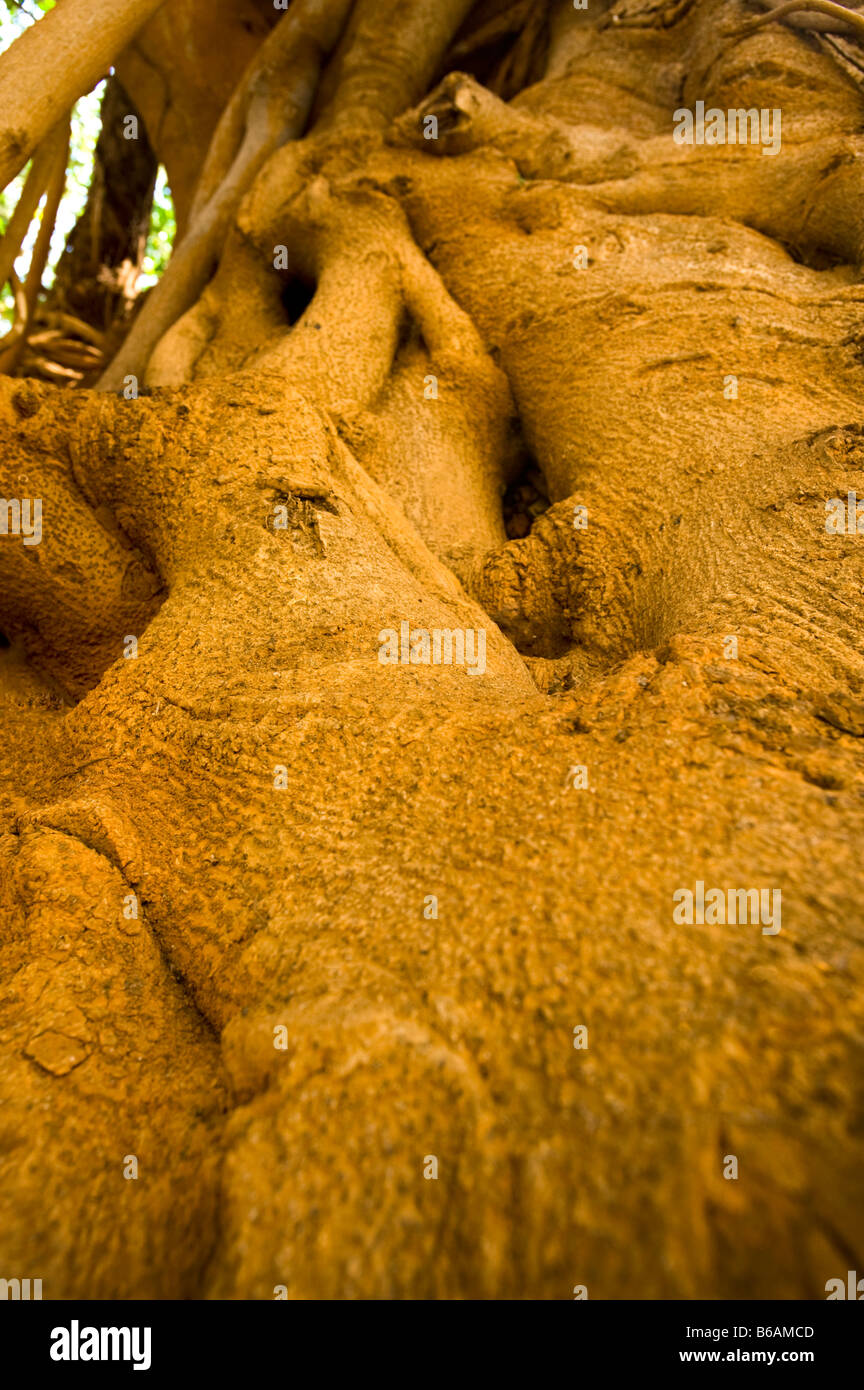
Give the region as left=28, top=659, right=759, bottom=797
left=1, top=0, right=864, bottom=1300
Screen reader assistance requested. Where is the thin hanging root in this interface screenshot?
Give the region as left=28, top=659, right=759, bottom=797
left=39, top=312, right=105, bottom=350
left=0, top=114, right=69, bottom=375
left=25, top=332, right=103, bottom=368
left=187, top=0, right=355, bottom=225
left=22, top=354, right=84, bottom=382
left=447, top=0, right=534, bottom=62
left=489, top=0, right=548, bottom=97
left=0, top=269, right=29, bottom=354
left=734, top=0, right=864, bottom=39
left=313, top=0, right=476, bottom=132
left=0, top=118, right=67, bottom=295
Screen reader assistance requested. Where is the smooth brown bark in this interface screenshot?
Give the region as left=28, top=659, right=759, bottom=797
left=0, top=0, right=166, bottom=194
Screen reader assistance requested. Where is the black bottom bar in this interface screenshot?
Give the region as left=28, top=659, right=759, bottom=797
left=1, top=1299, right=859, bottom=1377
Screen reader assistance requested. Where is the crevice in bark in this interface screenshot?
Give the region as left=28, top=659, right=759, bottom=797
left=778, top=235, right=849, bottom=272
left=279, top=271, right=318, bottom=325
left=0, top=380, right=168, bottom=700
left=501, top=435, right=551, bottom=540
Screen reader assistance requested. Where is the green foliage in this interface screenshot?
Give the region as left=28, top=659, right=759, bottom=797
left=2, top=1, right=56, bottom=23
left=141, top=169, right=176, bottom=286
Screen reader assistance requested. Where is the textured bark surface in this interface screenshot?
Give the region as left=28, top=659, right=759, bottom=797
left=1, top=0, right=864, bottom=1299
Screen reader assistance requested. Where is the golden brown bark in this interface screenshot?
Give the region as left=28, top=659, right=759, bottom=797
left=1, top=0, right=863, bottom=1300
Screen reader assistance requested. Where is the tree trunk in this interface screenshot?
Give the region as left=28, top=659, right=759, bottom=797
left=1, top=0, right=864, bottom=1299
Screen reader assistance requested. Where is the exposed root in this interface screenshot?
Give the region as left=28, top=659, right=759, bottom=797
left=734, top=0, right=864, bottom=39
left=97, top=0, right=355, bottom=392
left=0, top=117, right=69, bottom=374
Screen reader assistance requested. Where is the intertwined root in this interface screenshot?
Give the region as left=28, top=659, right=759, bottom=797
left=2, top=0, right=864, bottom=1299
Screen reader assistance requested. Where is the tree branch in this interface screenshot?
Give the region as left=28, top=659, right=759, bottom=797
left=735, top=0, right=864, bottom=38
left=0, top=0, right=167, bottom=193
left=314, top=0, right=477, bottom=132
left=0, top=115, right=69, bottom=374
left=0, top=118, right=68, bottom=295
